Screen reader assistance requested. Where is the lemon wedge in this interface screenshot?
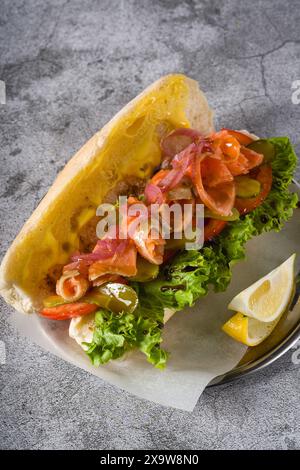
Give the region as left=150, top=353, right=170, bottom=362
left=228, top=254, right=296, bottom=322
left=222, top=254, right=296, bottom=346
left=222, top=312, right=282, bottom=346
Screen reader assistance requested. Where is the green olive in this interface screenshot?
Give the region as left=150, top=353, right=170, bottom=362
left=204, top=207, right=240, bottom=221
left=164, top=233, right=197, bottom=251
left=131, top=256, right=159, bottom=282
left=165, top=238, right=185, bottom=251
left=235, top=176, right=261, bottom=198
left=247, top=139, right=275, bottom=163
left=83, top=283, right=138, bottom=314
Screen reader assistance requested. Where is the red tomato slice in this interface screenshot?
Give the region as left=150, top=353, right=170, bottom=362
left=235, top=165, right=272, bottom=215
left=204, top=219, right=227, bottom=241
left=193, top=157, right=235, bottom=217
left=40, top=302, right=97, bottom=320
left=221, top=129, right=254, bottom=146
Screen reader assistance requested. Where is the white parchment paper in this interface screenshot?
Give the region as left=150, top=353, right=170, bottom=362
left=10, top=201, right=300, bottom=411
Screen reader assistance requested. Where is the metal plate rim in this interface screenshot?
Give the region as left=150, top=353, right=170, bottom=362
left=208, top=320, right=300, bottom=387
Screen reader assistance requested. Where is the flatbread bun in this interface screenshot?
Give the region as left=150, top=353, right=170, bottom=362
left=0, top=74, right=214, bottom=314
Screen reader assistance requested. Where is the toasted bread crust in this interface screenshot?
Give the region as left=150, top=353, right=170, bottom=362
left=0, top=74, right=214, bottom=314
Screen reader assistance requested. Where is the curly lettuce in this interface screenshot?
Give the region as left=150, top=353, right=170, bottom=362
left=85, top=307, right=168, bottom=369
left=86, top=137, right=298, bottom=368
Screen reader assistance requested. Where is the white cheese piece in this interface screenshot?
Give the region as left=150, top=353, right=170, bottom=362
left=69, top=312, right=96, bottom=351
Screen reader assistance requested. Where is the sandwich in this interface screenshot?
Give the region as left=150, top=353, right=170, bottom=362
left=0, top=74, right=298, bottom=368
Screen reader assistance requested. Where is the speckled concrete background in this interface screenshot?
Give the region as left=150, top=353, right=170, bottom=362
left=0, top=0, right=300, bottom=450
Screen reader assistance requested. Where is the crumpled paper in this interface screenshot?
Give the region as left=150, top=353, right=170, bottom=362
left=10, top=196, right=299, bottom=411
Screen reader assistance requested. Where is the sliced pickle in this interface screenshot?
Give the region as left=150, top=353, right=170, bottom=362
left=247, top=139, right=275, bottom=163
left=204, top=207, right=240, bottom=221
left=43, top=295, right=67, bottom=308
left=83, top=283, right=138, bottom=314
left=131, top=256, right=159, bottom=282
left=235, top=176, right=261, bottom=198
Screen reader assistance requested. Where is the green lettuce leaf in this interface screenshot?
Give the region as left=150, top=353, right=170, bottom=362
left=85, top=307, right=168, bottom=369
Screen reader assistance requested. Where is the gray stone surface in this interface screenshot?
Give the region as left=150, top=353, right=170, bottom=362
left=0, top=0, right=300, bottom=450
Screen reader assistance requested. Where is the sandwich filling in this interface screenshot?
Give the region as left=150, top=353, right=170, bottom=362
left=40, top=128, right=298, bottom=368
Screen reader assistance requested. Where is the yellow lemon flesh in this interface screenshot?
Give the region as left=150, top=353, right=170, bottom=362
left=222, top=313, right=282, bottom=347
left=222, top=254, right=296, bottom=346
